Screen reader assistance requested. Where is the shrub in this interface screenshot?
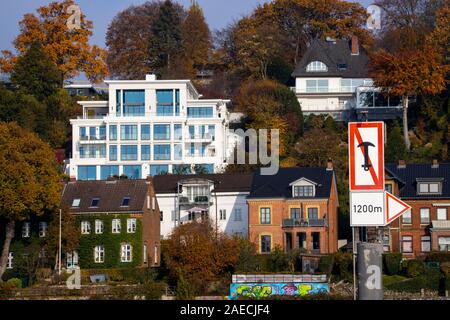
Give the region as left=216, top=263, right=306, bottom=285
left=386, top=268, right=441, bottom=292
left=176, top=272, right=197, bottom=300
left=6, top=278, right=22, bottom=289
left=383, top=275, right=408, bottom=287
left=441, top=262, right=450, bottom=278
left=319, top=254, right=334, bottom=275
left=383, top=253, right=402, bottom=275
left=425, top=252, right=450, bottom=263
left=332, top=252, right=353, bottom=282
left=405, top=259, right=425, bottom=278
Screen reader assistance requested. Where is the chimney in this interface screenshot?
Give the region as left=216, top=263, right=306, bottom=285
left=397, top=159, right=406, bottom=169
left=351, top=36, right=359, bottom=55
left=432, top=159, right=439, bottom=169
left=145, top=74, right=157, bottom=81
left=326, top=159, right=333, bottom=171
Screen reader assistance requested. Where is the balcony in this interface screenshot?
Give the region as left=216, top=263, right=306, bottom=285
left=185, top=133, right=213, bottom=142
left=80, top=136, right=107, bottom=142
left=178, top=195, right=211, bottom=206
left=282, top=219, right=327, bottom=228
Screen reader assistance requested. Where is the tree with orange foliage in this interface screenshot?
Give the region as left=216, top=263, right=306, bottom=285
left=0, top=0, right=107, bottom=82
left=162, top=220, right=240, bottom=295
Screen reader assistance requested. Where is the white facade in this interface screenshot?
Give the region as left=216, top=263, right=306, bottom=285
left=68, top=75, right=235, bottom=180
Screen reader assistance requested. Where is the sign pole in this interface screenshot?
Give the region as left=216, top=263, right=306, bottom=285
left=352, top=226, right=357, bottom=300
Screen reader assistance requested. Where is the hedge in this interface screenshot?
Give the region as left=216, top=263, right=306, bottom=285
left=383, top=253, right=402, bottom=275
left=385, top=269, right=441, bottom=292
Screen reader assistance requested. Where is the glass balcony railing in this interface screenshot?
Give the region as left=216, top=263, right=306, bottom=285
left=282, top=218, right=327, bottom=228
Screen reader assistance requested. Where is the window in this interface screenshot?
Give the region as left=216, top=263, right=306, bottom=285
left=260, top=208, right=271, bottom=224
left=189, top=126, right=195, bottom=139
left=290, top=208, right=301, bottom=220
left=123, top=165, right=141, bottom=179
left=39, top=222, right=47, bottom=237
left=109, top=145, right=117, bottom=161
left=79, top=144, right=106, bottom=159
left=90, top=198, right=100, bottom=208
left=189, top=143, right=195, bottom=156
left=171, top=210, right=177, bottom=222
left=174, top=124, right=183, bottom=140
left=385, top=184, right=393, bottom=194
left=120, top=125, right=138, bottom=140
left=402, top=236, right=413, bottom=253
left=72, top=199, right=80, bottom=207
left=80, top=127, right=86, bottom=138
left=7, top=252, right=13, bottom=269
left=22, top=222, right=30, bottom=238
left=293, top=185, right=314, bottom=197
left=153, top=124, right=171, bottom=140
left=99, top=126, right=106, bottom=139
left=109, top=125, right=117, bottom=140
left=101, top=165, right=119, bottom=180
left=121, top=145, right=138, bottom=161
left=95, top=220, right=104, bottom=234
left=160, top=211, right=163, bottom=222
left=94, top=246, right=105, bottom=263
left=420, top=208, right=430, bottom=224
left=261, top=235, right=272, bottom=253
left=127, top=219, right=137, bottom=233
left=154, top=144, right=171, bottom=160
left=66, top=251, right=78, bottom=269
left=174, top=144, right=182, bottom=160
left=306, top=61, right=328, bottom=72
left=340, top=79, right=365, bottom=92
left=438, top=237, right=450, bottom=252
left=141, top=145, right=151, bottom=160
left=81, top=221, right=91, bottom=234
left=121, top=244, right=132, bottom=262
left=150, top=165, right=169, bottom=176
left=121, top=197, right=130, bottom=207
left=308, top=207, right=319, bottom=220
left=437, top=208, right=447, bottom=220
left=220, top=209, right=227, bottom=220
left=156, top=90, right=174, bottom=116
left=418, top=182, right=441, bottom=194
left=208, top=125, right=215, bottom=140
left=89, top=127, right=96, bottom=137
left=141, top=124, right=151, bottom=140
left=78, top=166, right=97, bottom=181
left=234, top=209, right=242, bottom=221
left=187, top=107, right=214, bottom=118
left=421, top=236, right=431, bottom=252
left=112, top=219, right=121, bottom=233
left=306, top=79, right=328, bottom=92
left=122, top=90, right=145, bottom=116
left=402, top=210, right=412, bottom=224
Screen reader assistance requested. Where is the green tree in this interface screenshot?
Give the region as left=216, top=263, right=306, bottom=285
left=0, top=123, right=61, bottom=280
left=150, top=0, right=183, bottom=74
left=385, top=121, right=407, bottom=163
left=11, top=42, right=62, bottom=100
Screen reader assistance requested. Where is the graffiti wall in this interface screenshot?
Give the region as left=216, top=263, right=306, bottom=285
left=229, top=282, right=329, bottom=300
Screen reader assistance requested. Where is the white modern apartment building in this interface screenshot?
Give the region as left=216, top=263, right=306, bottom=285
left=67, top=74, right=234, bottom=180
left=292, top=37, right=402, bottom=121
left=153, top=173, right=253, bottom=238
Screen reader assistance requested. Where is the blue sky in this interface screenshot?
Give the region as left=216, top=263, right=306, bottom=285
left=0, top=0, right=373, bottom=52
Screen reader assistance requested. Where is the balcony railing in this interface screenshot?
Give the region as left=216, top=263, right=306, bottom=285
left=282, top=218, right=327, bottom=228
left=178, top=196, right=211, bottom=206
left=80, top=136, right=107, bottom=141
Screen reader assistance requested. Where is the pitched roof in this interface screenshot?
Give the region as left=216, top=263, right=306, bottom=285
left=61, top=179, right=150, bottom=213
left=291, top=39, right=370, bottom=78
left=153, top=173, right=253, bottom=194
left=385, top=163, right=450, bottom=199
left=249, top=167, right=334, bottom=199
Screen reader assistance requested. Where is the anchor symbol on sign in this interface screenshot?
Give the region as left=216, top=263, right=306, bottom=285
left=358, top=141, right=375, bottom=171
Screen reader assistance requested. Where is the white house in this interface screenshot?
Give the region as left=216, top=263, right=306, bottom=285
left=292, top=36, right=402, bottom=121
left=153, top=173, right=252, bottom=239
left=67, top=74, right=236, bottom=180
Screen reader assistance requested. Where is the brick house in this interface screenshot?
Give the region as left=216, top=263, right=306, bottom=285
left=384, top=161, right=450, bottom=258
left=61, top=177, right=161, bottom=269
left=247, top=164, right=339, bottom=255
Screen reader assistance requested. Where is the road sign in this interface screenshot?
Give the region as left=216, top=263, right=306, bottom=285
left=349, top=122, right=384, bottom=191
left=350, top=191, right=385, bottom=226
left=385, top=191, right=411, bottom=224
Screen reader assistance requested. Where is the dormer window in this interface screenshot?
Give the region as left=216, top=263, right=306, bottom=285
left=417, top=181, right=441, bottom=195
left=90, top=198, right=100, bottom=208
left=290, top=178, right=317, bottom=198
left=72, top=199, right=80, bottom=207
left=121, top=197, right=130, bottom=207
left=306, top=61, right=328, bottom=72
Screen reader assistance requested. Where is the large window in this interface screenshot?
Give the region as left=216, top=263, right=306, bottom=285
left=78, top=166, right=97, bottom=180
left=79, top=144, right=106, bottom=158
left=420, top=208, right=430, bottom=224
left=189, top=126, right=195, bottom=139
left=234, top=209, right=242, bottom=221
left=109, top=145, right=117, bottom=161
left=293, top=185, right=314, bottom=197
left=123, top=90, right=145, bottom=116
left=260, top=208, right=271, bottom=224
left=121, top=145, right=138, bottom=161
left=123, top=165, right=141, bottom=179
left=438, top=237, right=450, bottom=252
left=421, top=236, right=431, bottom=252
left=308, top=207, right=319, bottom=220
left=156, top=90, right=174, bottom=116
left=340, top=79, right=365, bottom=92
left=208, top=125, right=215, bottom=140
left=141, top=145, right=151, bottom=160
left=187, top=107, right=214, bottom=118
left=306, top=79, right=328, bottom=92
left=358, top=90, right=402, bottom=108
left=174, top=124, right=183, bottom=140
left=121, top=244, right=132, bottom=262
left=306, top=61, right=327, bottom=72
left=437, top=208, right=447, bottom=220
left=290, top=208, right=301, bottom=220
left=154, top=144, right=171, bottom=160
left=261, top=235, right=272, bottom=253
left=109, top=125, right=117, bottom=140
left=141, top=124, right=151, bottom=140
left=120, top=125, right=138, bottom=140
left=94, top=246, right=105, bottom=263
left=174, top=144, right=182, bottom=160
left=154, top=124, right=170, bottom=140
left=101, top=165, right=119, bottom=180
left=402, top=236, right=413, bottom=253
left=150, top=165, right=169, bottom=176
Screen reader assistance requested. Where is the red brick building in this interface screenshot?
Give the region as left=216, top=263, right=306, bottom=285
left=384, top=161, right=450, bottom=258
left=247, top=164, right=339, bottom=255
